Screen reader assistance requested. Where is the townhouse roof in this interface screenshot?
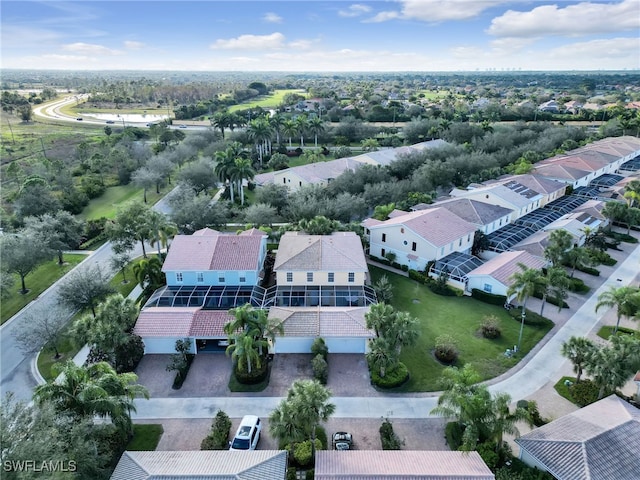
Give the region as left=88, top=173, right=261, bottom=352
left=162, top=232, right=264, bottom=272
left=276, top=157, right=363, bottom=184
left=465, top=250, right=546, bottom=286
left=450, top=183, right=540, bottom=209
left=274, top=232, right=367, bottom=272
left=314, top=450, right=495, bottom=480
left=423, top=198, right=513, bottom=227
left=133, top=307, right=233, bottom=338
left=269, top=306, right=374, bottom=338
left=495, top=174, right=567, bottom=196
left=354, top=139, right=448, bottom=166
left=511, top=230, right=552, bottom=258
left=573, top=199, right=606, bottom=220
left=543, top=211, right=602, bottom=238
left=366, top=207, right=478, bottom=248
left=110, top=450, right=288, bottom=480
left=515, top=395, right=640, bottom=480
left=532, top=163, right=591, bottom=182
left=193, top=228, right=220, bottom=236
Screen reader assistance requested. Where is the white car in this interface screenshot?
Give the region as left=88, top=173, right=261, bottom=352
left=229, top=415, right=261, bottom=451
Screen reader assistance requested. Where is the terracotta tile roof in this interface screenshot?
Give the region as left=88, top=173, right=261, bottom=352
left=511, top=230, right=551, bottom=258
left=516, top=395, right=640, bottom=480
left=314, top=451, right=494, bottom=479
left=133, top=308, right=233, bottom=338
left=239, top=228, right=267, bottom=237
left=269, top=307, right=374, bottom=338
left=192, top=228, right=220, bottom=236
left=162, top=233, right=263, bottom=272
left=274, top=232, right=367, bottom=272
left=451, top=183, right=539, bottom=208
left=366, top=208, right=476, bottom=248
left=497, top=174, right=567, bottom=196
left=110, top=450, right=287, bottom=479
left=533, top=163, right=590, bottom=182
left=282, top=157, right=363, bottom=183
left=466, top=250, right=546, bottom=286
left=426, top=198, right=513, bottom=226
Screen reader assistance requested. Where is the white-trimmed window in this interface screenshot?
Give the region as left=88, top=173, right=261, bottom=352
left=239, top=272, right=246, bottom=283
left=197, top=272, right=204, bottom=283
left=176, top=272, right=183, bottom=283
left=328, top=272, right=334, bottom=283
left=484, top=283, right=492, bottom=293
left=218, top=272, right=225, bottom=283
left=286, top=272, right=293, bottom=282
left=307, top=272, right=313, bottom=282
left=348, top=272, right=355, bottom=283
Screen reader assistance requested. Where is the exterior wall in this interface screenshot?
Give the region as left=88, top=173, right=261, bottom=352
left=481, top=213, right=513, bottom=234
left=166, top=270, right=259, bottom=287
left=275, top=270, right=366, bottom=287
left=324, top=337, right=367, bottom=354
left=538, top=187, right=567, bottom=207
left=142, top=336, right=196, bottom=354
left=519, top=449, right=552, bottom=476
left=273, top=170, right=321, bottom=191
left=465, top=275, right=508, bottom=297
left=274, top=337, right=316, bottom=354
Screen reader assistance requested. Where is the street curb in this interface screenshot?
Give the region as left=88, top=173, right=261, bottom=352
left=31, top=352, right=46, bottom=385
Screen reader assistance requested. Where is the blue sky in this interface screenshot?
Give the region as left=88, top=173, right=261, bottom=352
left=2, top=0, right=639, bottom=71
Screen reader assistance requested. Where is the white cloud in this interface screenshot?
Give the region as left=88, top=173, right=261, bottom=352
left=488, top=0, right=640, bottom=38
left=263, top=12, right=282, bottom=23
left=210, top=32, right=286, bottom=50
left=338, top=4, right=372, bottom=18
left=124, top=40, right=145, bottom=50
left=366, top=0, right=508, bottom=23
left=547, top=37, right=640, bottom=61
left=1, top=25, right=62, bottom=47
left=62, top=42, right=122, bottom=55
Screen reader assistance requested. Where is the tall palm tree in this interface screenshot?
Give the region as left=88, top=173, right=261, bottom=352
left=595, top=285, right=640, bottom=333
left=308, top=116, right=325, bottom=148
left=544, top=229, right=573, bottom=267
left=366, top=337, right=395, bottom=378
left=485, top=392, right=531, bottom=453
left=623, top=180, right=640, bottom=207
left=247, top=117, right=273, bottom=166
left=211, top=110, right=231, bottom=139
left=561, top=336, right=595, bottom=383
left=564, top=246, right=592, bottom=278
left=231, top=157, right=256, bottom=206
left=282, top=119, right=298, bottom=148
left=602, top=201, right=628, bottom=231
left=269, top=397, right=307, bottom=449
left=132, top=256, right=164, bottom=295
left=225, top=332, right=265, bottom=374
left=214, top=147, right=237, bottom=203
left=539, top=266, right=569, bottom=316
left=269, top=113, right=286, bottom=145
left=507, top=264, right=544, bottom=353
left=295, top=115, right=309, bottom=147
left=147, top=211, right=177, bottom=260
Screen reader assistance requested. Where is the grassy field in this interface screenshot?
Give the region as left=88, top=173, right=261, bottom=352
left=127, top=424, right=164, bottom=451
left=369, top=266, right=554, bottom=392
left=37, top=323, right=80, bottom=381
left=1, top=254, right=87, bottom=325
left=77, top=184, right=165, bottom=220
left=228, top=89, right=305, bottom=112
left=596, top=325, right=639, bottom=340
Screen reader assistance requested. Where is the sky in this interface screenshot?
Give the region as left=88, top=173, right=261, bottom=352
left=1, top=0, right=639, bottom=72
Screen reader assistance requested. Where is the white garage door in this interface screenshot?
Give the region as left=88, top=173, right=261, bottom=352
left=142, top=337, right=183, bottom=354
left=274, top=337, right=315, bottom=354
left=325, top=337, right=366, bottom=354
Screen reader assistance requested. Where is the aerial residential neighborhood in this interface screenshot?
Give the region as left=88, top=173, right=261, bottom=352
left=2, top=1, right=640, bottom=479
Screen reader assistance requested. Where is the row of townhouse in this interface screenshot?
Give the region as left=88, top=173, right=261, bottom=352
left=363, top=136, right=640, bottom=296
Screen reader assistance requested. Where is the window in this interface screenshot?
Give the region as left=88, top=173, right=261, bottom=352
left=381, top=248, right=386, bottom=257
left=176, top=272, right=183, bottom=283
left=412, top=242, right=417, bottom=251
left=483, top=283, right=492, bottom=293
left=239, top=272, right=246, bottom=283
left=403, top=240, right=408, bottom=246
left=348, top=272, right=355, bottom=283
left=328, top=272, right=334, bottom=282
left=283, top=178, right=286, bottom=184
left=401, top=228, right=405, bottom=234
left=196, top=272, right=204, bottom=283
left=299, top=181, right=302, bottom=186
left=218, top=273, right=225, bottom=283
left=286, top=272, right=293, bottom=282
left=459, top=239, right=462, bottom=246
left=307, top=272, right=313, bottom=282
left=382, top=233, right=387, bottom=242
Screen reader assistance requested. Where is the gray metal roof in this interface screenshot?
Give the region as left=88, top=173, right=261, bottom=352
left=516, top=396, right=640, bottom=480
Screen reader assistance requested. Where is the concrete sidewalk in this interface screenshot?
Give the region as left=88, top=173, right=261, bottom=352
left=131, top=241, right=640, bottom=420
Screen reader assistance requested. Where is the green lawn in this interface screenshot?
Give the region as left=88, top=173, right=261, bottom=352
left=77, top=184, right=164, bottom=220
left=1, top=254, right=87, bottom=325
left=554, top=376, right=577, bottom=403
left=228, top=89, right=305, bottom=112
left=596, top=325, right=639, bottom=340
left=127, top=424, right=164, bottom=451
left=370, top=266, right=554, bottom=392
left=37, top=323, right=80, bottom=381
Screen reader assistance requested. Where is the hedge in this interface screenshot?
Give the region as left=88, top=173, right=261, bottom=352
left=471, top=288, right=507, bottom=306
left=201, top=410, right=232, bottom=450
left=532, top=291, right=569, bottom=309
left=379, top=419, right=403, bottom=450
left=172, top=354, right=195, bottom=389
left=370, top=362, right=409, bottom=389
left=234, top=360, right=269, bottom=385
left=567, top=277, right=590, bottom=293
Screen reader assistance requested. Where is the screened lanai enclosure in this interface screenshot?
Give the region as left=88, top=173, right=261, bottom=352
left=429, top=252, right=484, bottom=283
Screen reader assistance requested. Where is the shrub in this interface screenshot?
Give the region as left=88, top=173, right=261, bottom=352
left=293, top=439, right=322, bottom=467
left=305, top=470, right=314, bottom=480
left=201, top=410, right=232, bottom=450
left=526, top=400, right=548, bottom=427
left=428, top=282, right=457, bottom=296
left=532, top=290, right=570, bottom=308
left=311, top=337, right=328, bottom=360
left=444, top=421, right=464, bottom=450
left=567, top=277, right=590, bottom=293
left=114, top=334, right=145, bottom=373
left=587, top=249, right=616, bottom=266
left=408, top=269, right=428, bottom=284
left=471, top=289, right=507, bottom=306
left=434, top=335, right=458, bottom=364
left=315, top=426, right=328, bottom=450
left=569, top=379, right=601, bottom=407
left=401, top=264, right=409, bottom=272
left=379, top=418, right=403, bottom=450
left=370, top=362, right=409, bottom=389
left=312, top=354, right=328, bottom=385
left=234, top=359, right=269, bottom=385
left=286, top=467, right=297, bottom=480
left=476, top=441, right=500, bottom=470
left=480, top=315, right=502, bottom=339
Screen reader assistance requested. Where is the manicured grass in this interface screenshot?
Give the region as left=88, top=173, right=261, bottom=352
left=228, top=89, right=305, bottom=112
left=1, top=254, right=87, bottom=325
left=596, top=325, right=640, bottom=340
left=553, top=376, right=577, bottom=403
left=77, top=184, right=164, bottom=220
left=370, top=266, right=554, bottom=392
left=127, top=424, right=164, bottom=451
left=37, top=321, right=79, bottom=381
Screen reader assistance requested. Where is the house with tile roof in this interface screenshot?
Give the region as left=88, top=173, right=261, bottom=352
left=414, top=198, right=514, bottom=235
left=314, top=450, right=495, bottom=480
left=364, top=207, right=477, bottom=271
left=162, top=228, right=267, bottom=287
left=541, top=210, right=605, bottom=246
left=489, top=174, right=567, bottom=207
left=465, top=250, right=547, bottom=298
left=516, top=395, right=640, bottom=480
left=110, top=450, right=287, bottom=480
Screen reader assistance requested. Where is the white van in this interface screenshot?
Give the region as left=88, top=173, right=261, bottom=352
left=229, top=415, right=261, bottom=451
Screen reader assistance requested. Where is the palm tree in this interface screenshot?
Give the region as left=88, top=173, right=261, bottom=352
left=225, top=332, right=265, bottom=374
left=564, top=246, right=592, bottom=278
left=366, top=337, right=396, bottom=378
left=388, top=310, right=419, bottom=356
left=295, top=115, right=309, bottom=147
left=602, top=201, right=628, bottom=231
left=269, top=397, right=307, bottom=449
left=230, top=157, right=256, bottom=206
left=623, top=180, right=640, bottom=207
left=624, top=207, right=640, bottom=235
left=211, top=110, right=231, bottom=139
left=308, top=116, right=325, bottom=148
left=214, top=148, right=236, bottom=203
left=485, top=392, right=531, bottom=453
left=147, top=212, right=177, bottom=260
left=540, top=266, right=569, bottom=316
left=132, top=256, right=164, bottom=295
left=365, top=302, right=396, bottom=338
left=507, top=264, right=544, bottom=353
left=247, top=117, right=273, bottom=166
left=595, top=285, right=640, bottom=333
left=282, top=119, right=298, bottom=148
left=544, top=229, right=573, bottom=267
left=561, top=336, right=595, bottom=383
left=269, top=113, right=286, bottom=145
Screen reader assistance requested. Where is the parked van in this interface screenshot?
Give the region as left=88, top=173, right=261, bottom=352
left=229, top=415, right=261, bottom=451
